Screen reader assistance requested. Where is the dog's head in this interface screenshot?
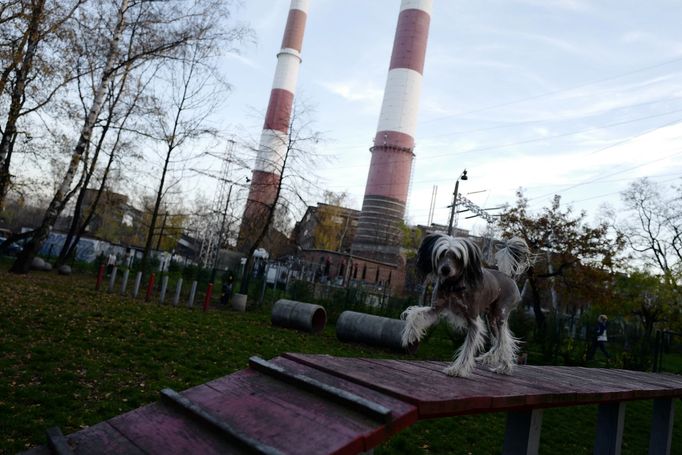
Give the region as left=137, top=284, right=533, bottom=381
left=417, top=234, right=483, bottom=287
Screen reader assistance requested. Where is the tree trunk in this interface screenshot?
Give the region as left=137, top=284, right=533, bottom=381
left=0, top=0, right=46, bottom=211
left=527, top=267, right=546, bottom=334
left=9, top=0, right=129, bottom=274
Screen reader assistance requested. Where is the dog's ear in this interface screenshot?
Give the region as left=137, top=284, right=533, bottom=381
left=462, top=239, right=484, bottom=286
left=417, top=233, right=442, bottom=276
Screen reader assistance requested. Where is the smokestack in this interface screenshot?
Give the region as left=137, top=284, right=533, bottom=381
left=239, top=0, right=309, bottom=251
left=352, top=0, right=432, bottom=264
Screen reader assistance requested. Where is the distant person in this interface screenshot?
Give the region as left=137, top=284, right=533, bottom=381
left=220, top=270, right=235, bottom=305
left=588, top=314, right=611, bottom=361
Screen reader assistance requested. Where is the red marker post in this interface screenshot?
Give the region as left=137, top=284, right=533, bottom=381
left=203, top=283, right=213, bottom=312
left=95, top=263, right=106, bottom=291
left=144, top=273, right=156, bottom=302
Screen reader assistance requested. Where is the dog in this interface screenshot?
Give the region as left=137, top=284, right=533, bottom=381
left=401, top=234, right=531, bottom=377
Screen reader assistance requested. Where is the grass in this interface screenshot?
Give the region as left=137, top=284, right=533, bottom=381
left=1, top=268, right=681, bottom=454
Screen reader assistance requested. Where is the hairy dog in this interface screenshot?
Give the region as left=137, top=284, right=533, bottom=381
left=401, top=234, right=531, bottom=377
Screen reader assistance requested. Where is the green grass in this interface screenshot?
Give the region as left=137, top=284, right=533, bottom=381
left=1, top=269, right=681, bottom=454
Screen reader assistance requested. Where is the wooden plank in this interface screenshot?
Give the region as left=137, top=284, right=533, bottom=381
left=600, top=369, right=682, bottom=396
left=420, top=360, right=579, bottom=409
left=594, top=402, right=626, bottom=455
left=249, top=356, right=392, bottom=422
left=185, top=373, right=370, bottom=455
left=523, top=366, right=636, bottom=402
left=160, top=388, right=284, bottom=455
left=266, top=357, right=418, bottom=451
left=107, top=402, right=247, bottom=455
left=649, top=398, right=675, bottom=455
left=65, top=422, right=145, bottom=455
left=283, top=353, right=493, bottom=416
left=46, top=427, right=73, bottom=455
left=502, top=409, right=543, bottom=455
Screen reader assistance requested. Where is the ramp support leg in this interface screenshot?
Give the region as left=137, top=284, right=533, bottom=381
left=503, top=408, right=543, bottom=455
left=649, top=398, right=674, bottom=455
left=594, top=401, right=625, bottom=455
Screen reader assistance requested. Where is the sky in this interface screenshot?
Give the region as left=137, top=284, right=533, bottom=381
left=214, top=0, right=682, bottom=235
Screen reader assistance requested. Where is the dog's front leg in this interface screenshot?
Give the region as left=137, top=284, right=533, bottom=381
left=401, top=306, right=439, bottom=347
left=443, top=315, right=487, bottom=378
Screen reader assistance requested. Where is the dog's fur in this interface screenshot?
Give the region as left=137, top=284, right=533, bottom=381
left=401, top=234, right=531, bottom=377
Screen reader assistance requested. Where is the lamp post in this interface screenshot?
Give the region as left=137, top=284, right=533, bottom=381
left=447, top=169, right=468, bottom=236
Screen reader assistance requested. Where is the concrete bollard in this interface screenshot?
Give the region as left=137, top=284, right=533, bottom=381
left=336, top=311, right=418, bottom=354
left=120, top=269, right=130, bottom=296
left=187, top=281, right=198, bottom=307
left=173, top=278, right=183, bottom=306
left=159, top=275, right=169, bottom=304
left=108, top=267, right=118, bottom=293
left=271, top=299, right=326, bottom=333
left=132, top=271, right=142, bottom=298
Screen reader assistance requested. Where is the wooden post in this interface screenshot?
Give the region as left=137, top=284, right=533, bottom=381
left=132, top=271, right=142, bottom=298
left=107, top=266, right=118, bottom=293
left=120, top=269, right=130, bottom=296
left=159, top=275, right=169, bottom=304
left=503, top=409, right=543, bottom=455
left=188, top=281, right=197, bottom=307
left=203, top=283, right=214, bottom=312
left=594, top=402, right=626, bottom=455
left=649, top=398, right=674, bottom=455
left=95, top=263, right=105, bottom=290
left=173, top=278, right=183, bottom=306
left=144, top=273, right=155, bottom=302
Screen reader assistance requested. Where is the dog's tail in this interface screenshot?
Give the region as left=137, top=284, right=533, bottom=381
left=494, top=237, right=532, bottom=279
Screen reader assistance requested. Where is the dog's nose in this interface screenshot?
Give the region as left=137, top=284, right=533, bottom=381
left=440, top=265, right=451, bottom=276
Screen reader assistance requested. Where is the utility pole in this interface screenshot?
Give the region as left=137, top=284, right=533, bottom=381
left=447, top=170, right=467, bottom=236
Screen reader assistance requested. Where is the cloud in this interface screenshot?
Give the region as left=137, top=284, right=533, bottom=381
left=510, top=0, right=594, bottom=13
left=318, top=80, right=384, bottom=107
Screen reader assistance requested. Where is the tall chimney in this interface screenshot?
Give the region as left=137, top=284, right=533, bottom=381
left=239, top=0, right=309, bottom=251
left=351, top=0, right=432, bottom=264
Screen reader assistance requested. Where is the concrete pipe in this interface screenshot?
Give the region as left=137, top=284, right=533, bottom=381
left=271, top=299, right=326, bottom=333
left=336, top=311, right=418, bottom=354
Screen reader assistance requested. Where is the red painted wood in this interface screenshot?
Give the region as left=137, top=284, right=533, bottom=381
left=268, top=357, right=418, bottom=449
left=67, top=421, right=145, bottom=454
left=284, top=353, right=682, bottom=416
left=108, top=402, right=245, bottom=454
left=23, top=354, right=682, bottom=455
left=185, top=373, right=367, bottom=455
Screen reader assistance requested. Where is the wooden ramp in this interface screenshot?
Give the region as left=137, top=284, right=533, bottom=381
left=25, top=354, right=682, bottom=455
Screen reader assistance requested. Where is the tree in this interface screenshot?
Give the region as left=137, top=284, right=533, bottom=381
left=238, top=103, right=322, bottom=294
left=498, top=191, right=626, bottom=333
left=54, top=60, right=153, bottom=267
left=9, top=0, right=250, bottom=273
left=0, top=0, right=84, bottom=210
left=139, top=40, right=228, bottom=276
left=621, top=178, right=682, bottom=292
left=313, top=191, right=351, bottom=251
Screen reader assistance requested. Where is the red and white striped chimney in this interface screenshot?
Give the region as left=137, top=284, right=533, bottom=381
left=239, top=0, right=309, bottom=250
left=352, top=0, right=432, bottom=264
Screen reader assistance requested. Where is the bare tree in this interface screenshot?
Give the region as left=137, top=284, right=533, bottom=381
left=139, top=42, right=227, bottom=275
left=621, top=177, right=682, bottom=291
left=0, top=0, right=85, bottom=210
left=238, top=103, right=322, bottom=294
left=10, top=0, right=250, bottom=273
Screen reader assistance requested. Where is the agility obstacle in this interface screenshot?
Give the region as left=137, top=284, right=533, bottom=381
left=24, top=353, right=682, bottom=454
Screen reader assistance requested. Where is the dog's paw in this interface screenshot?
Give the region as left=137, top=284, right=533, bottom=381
left=443, top=365, right=472, bottom=378
left=490, top=363, right=514, bottom=375
left=475, top=352, right=494, bottom=366
left=401, top=327, right=418, bottom=347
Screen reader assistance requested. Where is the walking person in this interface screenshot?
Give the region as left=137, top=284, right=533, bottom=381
left=587, top=314, right=611, bottom=362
